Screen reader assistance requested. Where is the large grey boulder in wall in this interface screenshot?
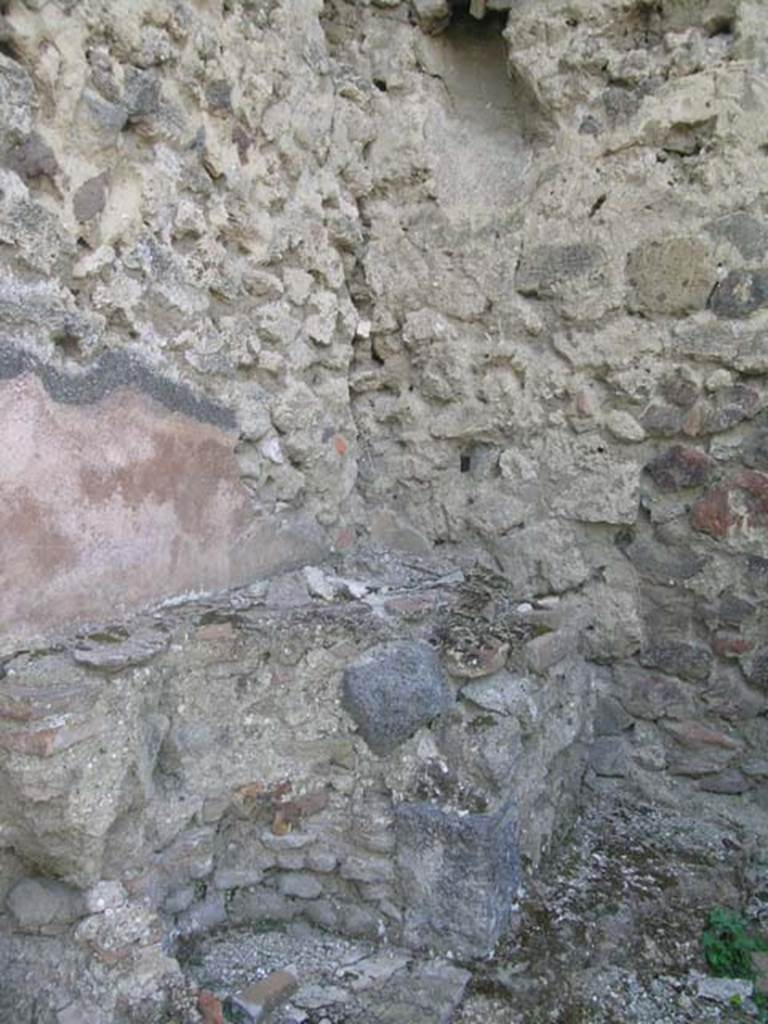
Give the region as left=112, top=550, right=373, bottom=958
left=394, top=798, right=520, bottom=957
left=341, top=641, right=450, bottom=756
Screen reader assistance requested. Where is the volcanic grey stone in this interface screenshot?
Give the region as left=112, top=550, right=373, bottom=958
left=206, top=78, right=232, bottom=113
left=639, top=640, right=712, bottom=682
left=81, top=91, right=128, bottom=140
left=516, top=242, right=603, bottom=299
left=590, top=736, right=629, bottom=777
left=394, top=799, right=519, bottom=956
left=124, top=67, right=161, bottom=120
left=7, top=132, right=60, bottom=183
left=73, top=171, right=108, bottom=223
left=0, top=53, right=36, bottom=153
left=744, top=645, right=768, bottom=692
left=742, top=430, right=768, bottom=471
left=619, top=536, right=706, bottom=585
left=277, top=872, right=323, bottom=899
left=6, top=877, right=85, bottom=933
left=710, top=269, right=768, bottom=319
left=698, top=769, right=753, bottom=795
left=707, top=212, right=768, bottom=261
left=593, top=695, right=633, bottom=736
left=341, top=641, right=449, bottom=756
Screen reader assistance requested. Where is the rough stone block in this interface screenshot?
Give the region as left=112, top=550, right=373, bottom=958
left=341, top=642, right=449, bottom=755
left=661, top=719, right=742, bottom=752
left=7, top=878, right=85, bottom=933
left=701, top=384, right=760, bottom=433
left=605, top=410, right=646, bottom=442
left=124, top=67, right=161, bottom=120
left=460, top=670, right=536, bottom=717
left=589, top=736, right=629, bottom=777
left=741, top=430, right=768, bottom=471
left=8, top=132, right=59, bottom=183
left=551, top=446, right=639, bottom=525
left=0, top=53, right=36, bottom=151
left=524, top=629, right=578, bottom=674
left=744, top=645, right=768, bottom=692
left=620, top=536, right=706, bottom=585
left=710, top=269, right=768, bottom=319
left=80, top=91, right=127, bottom=143
left=698, top=769, right=752, bottom=794
left=228, top=888, right=297, bottom=926
left=593, top=695, right=633, bottom=736
left=83, top=880, right=126, bottom=913
left=626, top=237, right=715, bottom=315
left=707, top=212, right=768, bottom=261
left=277, top=872, right=323, bottom=899
left=302, top=898, right=339, bottom=931
left=516, top=242, right=604, bottom=299
left=645, top=446, right=714, bottom=491
left=613, top=665, right=697, bottom=721
left=640, top=404, right=685, bottom=437
left=175, top=894, right=228, bottom=936
left=340, top=854, right=394, bottom=884
left=412, top=0, right=451, bottom=33
left=72, top=628, right=170, bottom=672
left=394, top=799, right=519, bottom=956
left=671, top=322, right=768, bottom=373
left=639, top=640, right=712, bottom=682
left=73, top=172, right=108, bottom=223
left=660, top=373, right=699, bottom=409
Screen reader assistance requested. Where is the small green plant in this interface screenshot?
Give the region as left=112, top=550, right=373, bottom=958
left=700, top=908, right=768, bottom=980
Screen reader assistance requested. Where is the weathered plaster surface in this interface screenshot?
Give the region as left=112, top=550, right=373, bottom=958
left=0, top=372, right=324, bottom=645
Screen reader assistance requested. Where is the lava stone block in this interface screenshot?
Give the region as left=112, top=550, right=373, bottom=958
left=394, top=799, right=520, bottom=957
left=341, top=641, right=449, bottom=756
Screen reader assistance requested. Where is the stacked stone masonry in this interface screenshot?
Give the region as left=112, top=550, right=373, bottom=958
left=1, top=0, right=768, bottom=1019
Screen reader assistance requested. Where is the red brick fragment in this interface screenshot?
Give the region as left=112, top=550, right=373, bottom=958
left=711, top=634, right=753, bottom=658
left=662, top=719, right=742, bottom=751
left=334, top=527, right=356, bottom=551
left=0, top=717, right=100, bottom=757
left=198, top=990, right=224, bottom=1024
left=692, top=486, right=731, bottom=539
left=232, top=971, right=299, bottom=1019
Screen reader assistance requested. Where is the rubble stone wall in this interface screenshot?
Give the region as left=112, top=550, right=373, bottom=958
left=2, top=0, right=768, bottom=1018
